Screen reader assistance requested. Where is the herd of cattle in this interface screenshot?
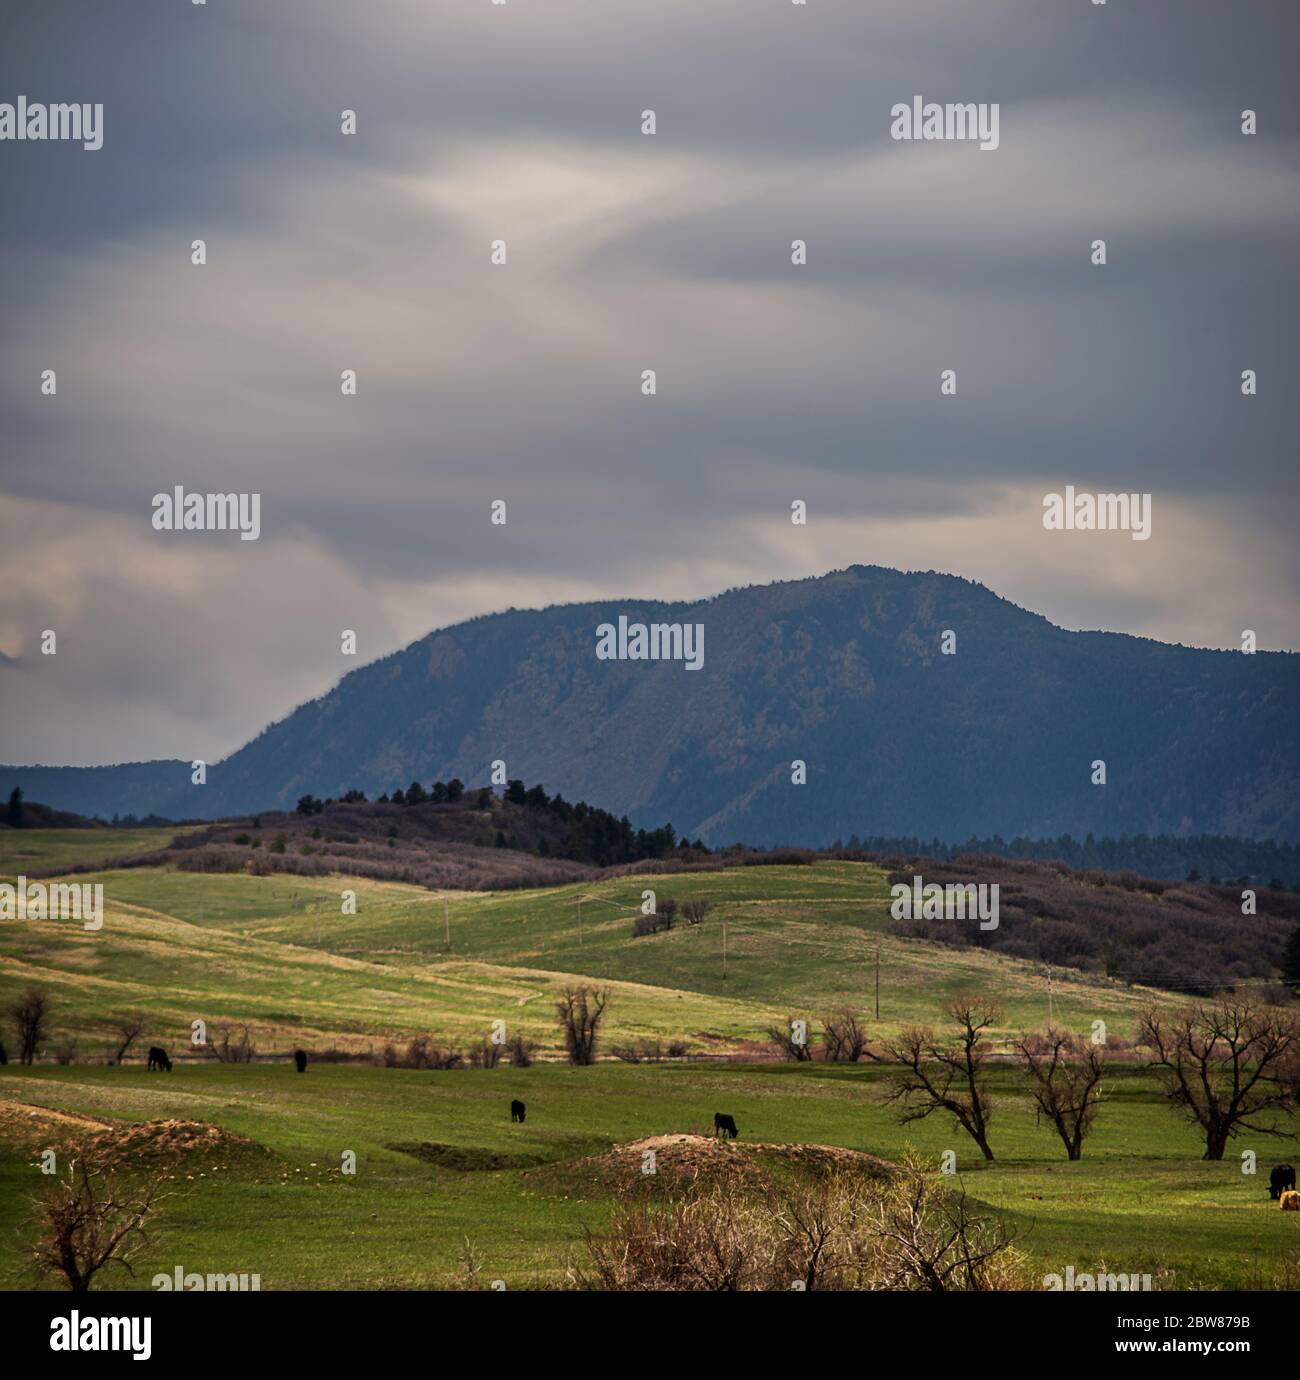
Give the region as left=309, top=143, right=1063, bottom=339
left=147, top=1046, right=308, bottom=1074
left=506, top=1099, right=734, bottom=1136
left=143, top=1052, right=742, bottom=1140
left=140, top=1048, right=1300, bottom=1205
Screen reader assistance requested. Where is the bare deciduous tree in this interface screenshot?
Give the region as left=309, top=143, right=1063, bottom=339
left=204, top=1024, right=257, bottom=1064
left=31, top=1152, right=167, bottom=1291
left=1138, top=999, right=1300, bottom=1160
left=556, top=987, right=608, bottom=1066
left=883, top=998, right=999, bottom=1160
left=768, top=1017, right=814, bottom=1062
left=12, top=987, right=51, bottom=1065
left=1014, top=1025, right=1105, bottom=1160
left=821, top=1010, right=871, bottom=1063
left=112, top=1012, right=148, bottom=1067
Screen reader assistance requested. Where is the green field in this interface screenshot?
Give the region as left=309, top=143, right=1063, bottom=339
left=0, top=849, right=1296, bottom=1290
left=0, top=860, right=1181, bottom=1056
left=1, top=1062, right=1296, bottom=1291
left=0, top=826, right=185, bottom=879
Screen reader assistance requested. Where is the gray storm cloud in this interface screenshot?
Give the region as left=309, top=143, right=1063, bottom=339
left=1, top=0, right=1296, bottom=765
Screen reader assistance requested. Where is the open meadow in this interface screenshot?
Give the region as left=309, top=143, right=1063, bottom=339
left=1, top=1062, right=1296, bottom=1291
left=1, top=834, right=1297, bottom=1291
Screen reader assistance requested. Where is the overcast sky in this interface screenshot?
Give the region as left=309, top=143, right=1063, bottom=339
left=1, top=0, right=1296, bottom=766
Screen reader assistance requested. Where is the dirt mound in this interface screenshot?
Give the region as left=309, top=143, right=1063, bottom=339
left=0, top=1099, right=112, bottom=1150
left=531, top=1133, right=894, bottom=1194
left=85, top=1118, right=274, bottom=1170
left=0, top=1102, right=271, bottom=1173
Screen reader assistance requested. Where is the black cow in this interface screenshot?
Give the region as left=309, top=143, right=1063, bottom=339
left=294, top=1049, right=308, bottom=1073
left=714, top=1112, right=738, bottom=1139
left=510, top=1099, right=526, bottom=1123
left=1270, top=1164, right=1296, bottom=1200
left=147, top=1046, right=172, bottom=1072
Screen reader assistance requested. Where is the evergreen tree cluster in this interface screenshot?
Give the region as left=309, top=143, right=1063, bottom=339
left=329, top=778, right=707, bottom=868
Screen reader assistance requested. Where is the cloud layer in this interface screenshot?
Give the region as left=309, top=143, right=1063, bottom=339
left=2, top=0, right=1296, bottom=764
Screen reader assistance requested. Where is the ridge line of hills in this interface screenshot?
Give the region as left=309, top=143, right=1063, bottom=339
left=1, top=565, right=1296, bottom=844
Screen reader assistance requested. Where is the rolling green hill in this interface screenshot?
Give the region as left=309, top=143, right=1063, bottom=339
left=2, top=849, right=1295, bottom=1293
left=0, top=825, right=188, bottom=878
left=0, top=859, right=1182, bottom=1058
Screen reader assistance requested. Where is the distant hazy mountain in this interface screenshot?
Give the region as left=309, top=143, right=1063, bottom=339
left=3, top=566, right=1297, bottom=844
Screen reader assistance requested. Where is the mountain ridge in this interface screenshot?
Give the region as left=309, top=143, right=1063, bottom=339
left=2, top=565, right=1297, bottom=843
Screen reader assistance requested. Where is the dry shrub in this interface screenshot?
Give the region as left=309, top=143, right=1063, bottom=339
left=821, top=1010, right=870, bottom=1062
left=30, top=1149, right=168, bottom=1291
left=445, top=1237, right=488, bottom=1291
left=577, top=1181, right=773, bottom=1291
left=575, top=1152, right=1029, bottom=1291
left=611, top=1040, right=666, bottom=1064
left=204, top=1024, right=256, bottom=1063
left=466, top=1039, right=503, bottom=1069
left=860, top=1153, right=1028, bottom=1291
left=768, top=1018, right=815, bottom=1062
left=383, top=1035, right=514, bottom=1069
left=403, top=1035, right=463, bottom=1070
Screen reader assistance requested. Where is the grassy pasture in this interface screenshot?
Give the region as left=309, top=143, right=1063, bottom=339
left=0, top=827, right=185, bottom=879
left=0, top=853, right=1293, bottom=1292
left=0, top=1061, right=1295, bottom=1290
left=0, top=862, right=1181, bottom=1057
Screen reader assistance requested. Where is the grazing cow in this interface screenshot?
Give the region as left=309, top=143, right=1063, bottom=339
left=147, top=1046, right=172, bottom=1072
left=1281, top=1190, right=1300, bottom=1212
left=294, top=1049, right=308, bottom=1073
left=713, top=1112, right=738, bottom=1139
left=1270, top=1164, right=1296, bottom=1200
left=510, top=1099, right=526, bottom=1124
